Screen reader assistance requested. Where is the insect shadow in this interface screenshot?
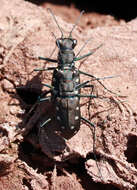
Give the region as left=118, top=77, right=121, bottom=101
left=14, top=72, right=69, bottom=159
left=16, top=72, right=43, bottom=106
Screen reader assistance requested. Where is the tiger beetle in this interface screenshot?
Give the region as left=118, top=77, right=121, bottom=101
left=33, top=9, right=118, bottom=180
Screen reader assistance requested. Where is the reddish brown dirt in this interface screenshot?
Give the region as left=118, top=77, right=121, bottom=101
left=42, top=2, right=124, bottom=29
left=0, top=0, right=137, bottom=190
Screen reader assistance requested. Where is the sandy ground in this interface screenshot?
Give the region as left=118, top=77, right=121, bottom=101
left=0, top=0, right=137, bottom=189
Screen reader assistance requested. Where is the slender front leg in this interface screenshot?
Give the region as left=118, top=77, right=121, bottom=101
left=38, top=56, right=58, bottom=63
left=74, top=44, right=103, bottom=61
left=34, top=67, right=56, bottom=71
left=33, top=56, right=57, bottom=72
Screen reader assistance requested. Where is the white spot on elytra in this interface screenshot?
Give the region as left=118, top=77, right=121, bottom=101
left=56, top=106, right=59, bottom=111
left=76, top=78, right=79, bottom=82
left=76, top=107, right=79, bottom=110
left=71, top=126, right=75, bottom=130
left=57, top=116, right=60, bottom=120
left=75, top=116, right=79, bottom=120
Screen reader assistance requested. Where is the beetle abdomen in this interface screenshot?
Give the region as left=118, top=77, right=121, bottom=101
left=55, top=96, right=80, bottom=139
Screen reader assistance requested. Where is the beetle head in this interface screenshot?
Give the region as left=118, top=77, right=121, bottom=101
left=56, top=38, right=77, bottom=51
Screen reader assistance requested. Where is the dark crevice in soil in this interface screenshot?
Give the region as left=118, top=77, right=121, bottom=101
left=0, top=162, right=11, bottom=177
left=23, top=178, right=33, bottom=190
left=124, top=135, right=137, bottom=169
left=25, top=0, right=137, bottom=21
left=0, top=128, right=8, bottom=137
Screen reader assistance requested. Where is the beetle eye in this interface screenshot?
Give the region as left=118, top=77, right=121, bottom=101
left=56, top=39, right=62, bottom=47
left=72, top=39, right=77, bottom=48
left=73, top=39, right=77, bottom=45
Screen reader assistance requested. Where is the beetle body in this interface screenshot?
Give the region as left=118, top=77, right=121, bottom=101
left=36, top=10, right=102, bottom=138
left=33, top=9, right=116, bottom=179
left=52, top=65, right=80, bottom=138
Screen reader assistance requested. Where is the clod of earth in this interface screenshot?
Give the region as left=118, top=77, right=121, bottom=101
left=0, top=0, right=137, bottom=190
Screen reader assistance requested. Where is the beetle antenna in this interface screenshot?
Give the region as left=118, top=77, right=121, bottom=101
left=47, top=8, right=64, bottom=38
left=51, top=32, right=57, bottom=40
left=69, top=10, right=85, bottom=38
left=51, top=32, right=61, bottom=51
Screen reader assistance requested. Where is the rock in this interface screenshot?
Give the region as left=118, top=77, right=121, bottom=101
left=0, top=0, right=137, bottom=189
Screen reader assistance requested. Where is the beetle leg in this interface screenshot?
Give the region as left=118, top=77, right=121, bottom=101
left=42, top=83, right=54, bottom=89
left=27, top=91, right=51, bottom=117
left=82, top=84, right=94, bottom=89
left=77, top=94, right=98, bottom=98
left=74, top=51, right=96, bottom=61
left=38, top=97, right=51, bottom=102
left=77, top=82, right=94, bottom=117
left=79, top=70, right=118, bottom=81
left=40, top=118, right=51, bottom=128
left=79, top=70, right=120, bottom=95
left=34, top=67, right=56, bottom=71
left=37, top=90, right=51, bottom=102
left=38, top=56, right=58, bottom=63
left=38, top=118, right=51, bottom=141
left=80, top=84, right=94, bottom=119
left=76, top=80, right=91, bottom=89
left=81, top=116, right=103, bottom=180
left=74, top=44, right=103, bottom=61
